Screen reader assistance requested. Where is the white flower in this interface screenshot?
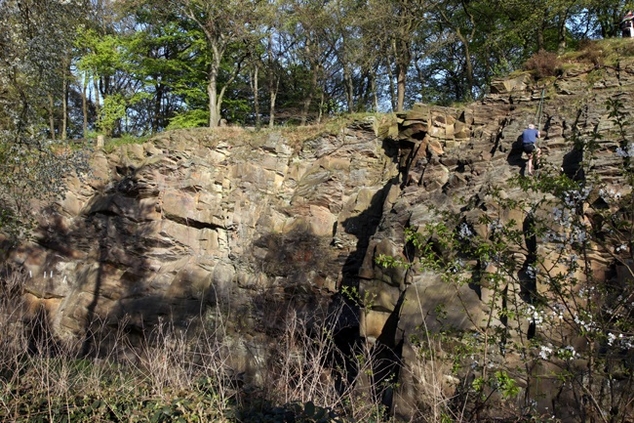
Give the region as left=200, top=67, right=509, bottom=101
left=608, top=333, right=616, bottom=346
left=458, top=222, right=473, bottom=239
left=574, top=313, right=596, bottom=332
left=539, top=345, right=553, bottom=360
left=558, top=345, right=578, bottom=360
left=489, top=220, right=503, bottom=232
left=552, top=303, right=566, bottom=321
left=572, top=228, right=587, bottom=243
left=526, top=305, right=544, bottom=325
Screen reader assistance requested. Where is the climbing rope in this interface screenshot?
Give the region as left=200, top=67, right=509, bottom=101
left=535, top=87, right=546, bottom=130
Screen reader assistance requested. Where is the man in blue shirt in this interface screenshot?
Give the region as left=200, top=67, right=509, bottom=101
left=522, top=124, right=540, bottom=176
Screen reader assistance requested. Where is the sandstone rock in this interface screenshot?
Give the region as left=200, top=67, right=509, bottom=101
left=10, top=61, right=634, bottom=422
left=489, top=74, right=531, bottom=94
left=359, top=309, right=391, bottom=341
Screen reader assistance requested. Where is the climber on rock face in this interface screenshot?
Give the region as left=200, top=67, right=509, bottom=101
left=522, top=123, right=541, bottom=176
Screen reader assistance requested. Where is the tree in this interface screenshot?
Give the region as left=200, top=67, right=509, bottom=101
left=121, top=5, right=203, bottom=133
left=585, top=0, right=626, bottom=38
left=0, top=0, right=90, bottom=238
left=3, top=0, right=625, bottom=142
left=276, top=0, right=333, bottom=124
left=76, top=28, right=145, bottom=136
left=361, top=0, right=432, bottom=112
left=156, top=0, right=263, bottom=128
left=263, top=30, right=284, bottom=127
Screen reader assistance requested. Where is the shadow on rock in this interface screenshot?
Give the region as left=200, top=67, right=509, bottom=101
left=507, top=134, right=528, bottom=174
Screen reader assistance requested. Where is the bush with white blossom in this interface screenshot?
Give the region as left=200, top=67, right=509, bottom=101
left=375, top=96, right=634, bottom=421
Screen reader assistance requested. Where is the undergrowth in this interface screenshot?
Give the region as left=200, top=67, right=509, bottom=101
left=0, top=267, right=398, bottom=423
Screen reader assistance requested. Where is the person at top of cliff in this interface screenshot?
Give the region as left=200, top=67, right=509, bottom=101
left=522, top=124, right=541, bottom=176
left=622, top=10, right=634, bottom=37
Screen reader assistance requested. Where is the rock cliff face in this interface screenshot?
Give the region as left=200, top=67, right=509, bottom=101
left=361, top=60, right=634, bottom=420
left=7, top=56, right=634, bottom=420
left=10, top=121, right=399, bottom=383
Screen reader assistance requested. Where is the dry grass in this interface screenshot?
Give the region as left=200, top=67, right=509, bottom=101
left=1, top=267, right=442, bottom=422
left=146, top=112, right=380, bottom=154
left=561, top=38, right=634, bottom=68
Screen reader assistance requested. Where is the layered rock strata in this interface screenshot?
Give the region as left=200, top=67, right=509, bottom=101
left=7, top=57, right=634, bottom=421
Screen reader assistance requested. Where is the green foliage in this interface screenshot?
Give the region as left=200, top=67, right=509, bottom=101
left=222, top=97, right=252, bottom=125
left=0, top=0, right=92, bottom=237
left=1, top=382, right=231, bottom=422
left=374, top=254, right=410, bottom=269
left=340, top=285, right=360, bottom=304
left=0, top=137, right=91, bottom=240
left=75, top=30, right=126, bottom=79
left=494, top=370, right=520, bottom=399
left=6, top=0, right=634, bottom=139
left=103, top=134, right=151, bottom=154
left=404, top=226, right=424, bottom=250
left=100, top=94, right=128, bottom=135
left=166, top=110, right=210, bottom=130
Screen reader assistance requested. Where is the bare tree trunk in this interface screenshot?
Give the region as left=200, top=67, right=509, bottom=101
left=394, top=41, right=410, bottom=112
left=301, top=66, right=318, bottom=126
left=301, top=95, right=312, bottom=126
left=318, top=91, right=324, bottom=124
left=396, top=63, right=406, bottom=112
left=203, top=36, right=223, bottom=128
left=82, top=73, right=88, bottom=138
left=47, top=94, right=55, bottom=140
left=266, top=34, right=278, bottom=128
left=269, top=90, right=277, bottom=128
left=153, top=84, right=164, bottom=133
left=371, top=76, right=379, bottom=112
left=269, top=75, right=279, bottom=128
left=557, top=12, right=568, bottom=54
left=92, top=77, right=101, bottom=132
left=250, top=65, right=260, bottom=127
left=208, top=65, right=220, bottom=127
left=343, top=63, right=354, bottom=112
left=61, top=58, right=68, bottom=140
left=386, top=56, right=396, bottom=112
left=205, top=40, right=241, bottom=128
left=459, top=32, right=474, bottom=100
left=300, top=36, right=321, bottom=126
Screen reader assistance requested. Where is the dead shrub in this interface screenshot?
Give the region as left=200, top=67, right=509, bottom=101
left=524, top=50, right=562, bottom=79
left=579, top=49, right=603, bottom=67
left=576, top=40, right=604, bottom=67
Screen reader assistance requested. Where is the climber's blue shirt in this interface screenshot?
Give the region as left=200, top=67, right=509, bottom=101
left=523, top=128, right=539, bottom=144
